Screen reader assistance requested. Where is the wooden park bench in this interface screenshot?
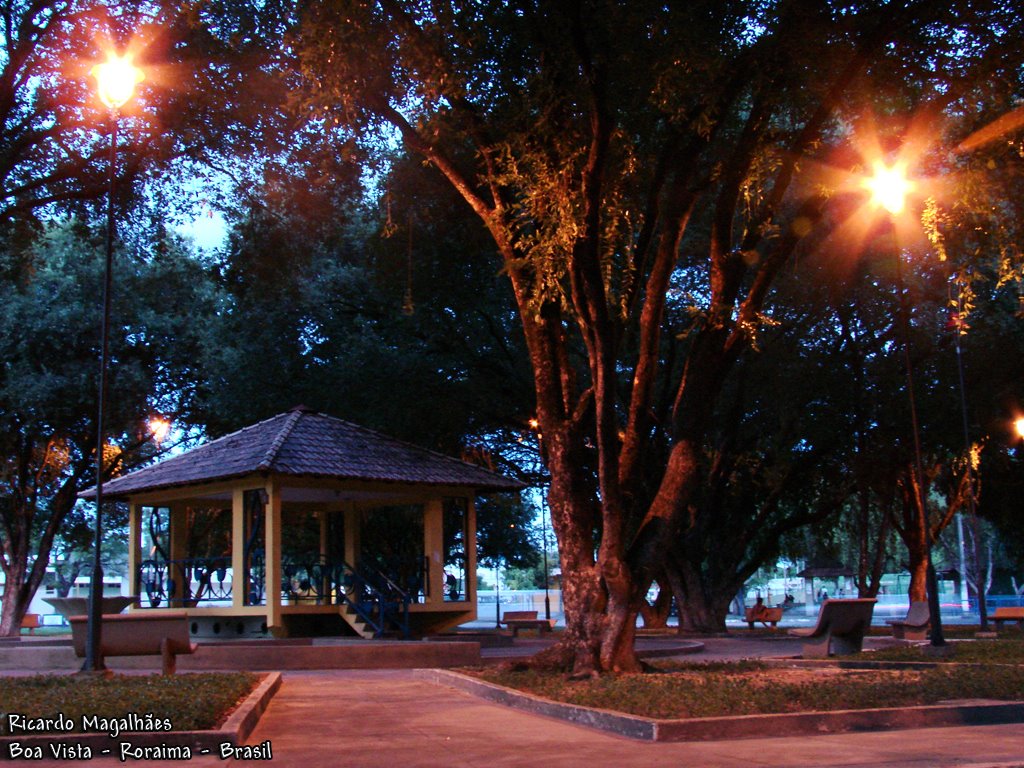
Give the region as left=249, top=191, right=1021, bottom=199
left=499, top=610, right=555, bottom=637
left=745, top=605, right=784, bottom=629
left=886, top=601, right=929, bottom=641
left=788, top=598, right=877, bottom=658
left=69, top=611, right=197, bottom=674
left=988, top=607, right=1024, bottom=629
left=20, top=613, right=40, bottom=634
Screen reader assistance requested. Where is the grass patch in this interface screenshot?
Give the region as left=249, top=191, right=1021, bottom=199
left=472, top=660, right=1024, bottom=720
left=18, top=627, right=71, bottom=637
left=0, top=673, right=258, bottom=736
left=734, top=625, right=1011, bottom=640
left=866, top=637, right=1024, bottom=664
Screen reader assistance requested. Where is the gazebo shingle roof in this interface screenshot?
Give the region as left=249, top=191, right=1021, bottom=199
left=83, top=406, right=524, bottom=499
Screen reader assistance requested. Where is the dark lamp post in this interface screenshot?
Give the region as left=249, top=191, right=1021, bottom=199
left=83, top=52, right=143, bottom=673
left=951, top=284, right=988, bottom=631
left=529, top=417, right=552, bottom=622
left=540, top=497, right=551, bottom=622
left=865, top=161, right=945, bottom=647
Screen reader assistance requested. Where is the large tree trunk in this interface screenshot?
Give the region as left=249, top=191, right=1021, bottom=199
left=906, top=552, right=929, bottom=603
left=899, top=484, right=931, bottom=603
left=0, top=474, right=82, bottom=637
left=532, top=445, right=644, bottom=674
left=855, top=482, right=891, bottom=599
left=890, top=467, right=961, bottom=605
left=665, top=559, right=735, bottom=633
left=0, top=561, right=31, bottom=637
left=504, top=249, right=655, bottom=674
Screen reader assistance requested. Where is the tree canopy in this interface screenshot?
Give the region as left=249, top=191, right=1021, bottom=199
left=286, top=0, right=1024, bottom=672
left=1, top=0, right=1022, bottom=666
left=0, top=218, right=216, bottom=634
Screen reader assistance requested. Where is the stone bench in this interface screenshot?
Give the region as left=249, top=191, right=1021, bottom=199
left=44, top=595, right=135, bottom=619
left=789, top=598, right=877, bottom=658
left=886, top=600, right=930, bottom=641
left=69, top=611, right=196, bottom=674
left=499, top=610, right=554, bottom=637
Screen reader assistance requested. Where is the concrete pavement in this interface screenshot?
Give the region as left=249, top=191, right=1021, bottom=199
left=10, top=635, right=1024, bottom=767
left=245, top=667, right=1024, bottom=768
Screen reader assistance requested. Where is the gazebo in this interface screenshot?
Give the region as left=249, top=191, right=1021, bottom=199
left=81, top=406, right=523, bottom=639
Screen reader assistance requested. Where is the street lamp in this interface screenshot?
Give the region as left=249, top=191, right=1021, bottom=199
left=865, top=161, right=946, bottom=647
left=863, top=161, right=914, bottom=215
left=92, top=55, right=144, bottom=111
left=949, top=278, right=989, bottom=630
left=83, top=51, right=143, bottom=673
left=148, top=416, right=171, bottom=445
left=540, top=492, right=551, bottom=622
left=529, top=417, right=552, bottom=622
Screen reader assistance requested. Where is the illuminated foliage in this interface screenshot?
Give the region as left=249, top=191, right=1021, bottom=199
left=284, top=0, right=1024, bottom=672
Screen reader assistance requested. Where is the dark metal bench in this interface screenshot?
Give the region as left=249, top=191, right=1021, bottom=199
left=69, top=611, right=196, bottom=674
left=789, top=598, right=877, bottom=658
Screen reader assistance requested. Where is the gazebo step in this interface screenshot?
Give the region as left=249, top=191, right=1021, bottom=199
left=340, top=608, right=376, bottom=639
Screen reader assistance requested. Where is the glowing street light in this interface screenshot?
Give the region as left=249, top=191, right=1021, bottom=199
left=1015, top=417, right=1024, bottom=441
left=148, top=416, right=171, bottom=444
left=863, top=161, right=915, bottom=215
left=91, top=53, right=144, bottom=110
left=83, top=48, right=143, bottom=674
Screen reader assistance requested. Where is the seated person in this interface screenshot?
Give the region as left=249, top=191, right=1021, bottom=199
left=749, top=597, right=771, bottom=621
left=745, top=596, right=778, bottom=627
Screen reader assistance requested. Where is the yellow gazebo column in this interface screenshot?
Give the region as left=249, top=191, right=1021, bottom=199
left=264, top=481, right=283, bottom=634
left=168, top=502, right=187, bottom=606
left=424, top=498, right=444, bottom=604
left=466, top=496, right=477, bottom=604
left=231, top=489, right=245, bottom=609
left=126, top=502, right=141, bottom=609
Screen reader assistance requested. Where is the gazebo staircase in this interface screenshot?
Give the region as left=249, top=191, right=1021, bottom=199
left=339, top=604, right=376, bottom=639
left=337, top=562, right=412, bottom=639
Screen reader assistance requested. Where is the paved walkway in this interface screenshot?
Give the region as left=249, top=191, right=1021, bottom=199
left=13, top=636, right=1024, bottom=767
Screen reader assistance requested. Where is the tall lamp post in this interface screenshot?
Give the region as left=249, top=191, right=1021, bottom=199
left=529, top=418, right=552, bottom=622
left=864, top=161, right=945, bottom=647
left=540, top=492, right=551, bottom=622
left=83, top=53, right=143, bottom=673
left=950, top=278, right=989, bottom=630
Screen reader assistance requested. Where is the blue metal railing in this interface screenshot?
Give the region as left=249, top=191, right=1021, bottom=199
left=280, top=555, right=414, bottom=639
left=137, top=554, right=416, bottom=638
left=138, top=557, right=233, bottom=607
left=333, top=560, right=412, bottom=639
